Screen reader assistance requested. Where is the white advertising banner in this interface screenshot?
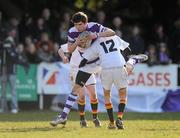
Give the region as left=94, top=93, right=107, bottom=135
left=37, top=63, right=178, bottom=112
left=125, top=64, right=177, bottom=112
left=128, top=64, right=177, bottom=89
left=37, top=62, right=71, bottom=94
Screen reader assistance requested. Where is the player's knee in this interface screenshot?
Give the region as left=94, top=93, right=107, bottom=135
left=104, top=92, right=111, bottom=103
left=119, top=87, right=127, bottom=94
left=78, top=93, right=85, bottom=101
left=90, top=94, right=97, bottom=100
left=125, top=63, right=134, bottom=75
left=73, top=84, right=81, bottom=92
left=120, top=97, right=127, bottom=104
left=73, top=84, right=79, bottom=89
left=119, top=88, right=127, bottom=103
left=89, top=90, right=97, bottom=99
left=78, top=96, right=85, bottom=102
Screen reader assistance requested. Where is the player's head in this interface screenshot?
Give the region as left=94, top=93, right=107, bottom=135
left=78, top=31, right=91, bottom=49
left=71, top=12, right=88, bottom=32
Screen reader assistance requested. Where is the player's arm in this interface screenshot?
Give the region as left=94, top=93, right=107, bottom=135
left=67, top=38, right=87, bottom=53
left=67, top=30, right=79, bottom=53
left=67, top=42, right=77, bottom=53
left=98, top=28, right=115, bottom=37
left=67, top=30, right=88, bottom=53
left=117, top=36, right=131, bottom=60
left=58, top=44, right=69, bottom=64
left=118, top=37, right=130, bottom=51
left=89, top=26, right=116, bottom=40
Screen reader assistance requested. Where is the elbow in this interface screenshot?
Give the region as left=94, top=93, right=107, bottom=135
left=67, top=43, right=74, bottom=53
left=107, top=28, right=116, bottom=36
left=58, top=48, right=61, bottom=54
left=111, top=30, right=116, bottom=36
left=58, top=48, right=63, bottom=56
left=68, top=47, right=73, bottom=53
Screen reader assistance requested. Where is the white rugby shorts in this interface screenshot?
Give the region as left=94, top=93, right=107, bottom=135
left=100, top=66, right=128, bottom=90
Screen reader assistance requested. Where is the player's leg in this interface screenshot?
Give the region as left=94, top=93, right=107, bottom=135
left=78, top=88, right=88, bottom=127
left=70, top=68, right=88, bottom=127
left=86, top=84, right=101, bottom=127
left=101, top=69, right=116, bottom=129
left=50, top=70, right=91, bottom=127
left=116, top=87, right=127, bottom=129
left=50, top=84, right=80, bottom=127
left=103, top=89, right=116, bottom=129
left=125, top=54, right=148, bottom=75
left=113, top=67, right=128, bottom=129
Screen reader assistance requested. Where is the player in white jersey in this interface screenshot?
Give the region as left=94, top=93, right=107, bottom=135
left=58, top=43, right=101, bottom=127
left=79, top=35, right=148, bottom=129
left=79, top=35, right=128, bottom=129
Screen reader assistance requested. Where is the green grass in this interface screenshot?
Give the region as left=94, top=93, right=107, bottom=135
left=0, top=111, right=180, bottom=138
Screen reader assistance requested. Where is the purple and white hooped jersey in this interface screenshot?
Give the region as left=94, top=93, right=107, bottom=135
left=67, top=22, right=107, bottom=43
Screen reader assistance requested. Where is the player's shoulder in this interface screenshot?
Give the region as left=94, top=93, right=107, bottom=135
left=109, top=35, right=122, bottom=42
left=99, top=35, right=118, bottom=41
left=93, top=35, right=120, bottom=46
left=114, top=35, right=128, bottom=44
left=68, top=26, right=78, bottom=33
left=68, top=27, right=80, bottom=39
left=112, top=35, right=120, bottom=39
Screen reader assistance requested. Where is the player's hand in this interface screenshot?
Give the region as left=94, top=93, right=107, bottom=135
left=88, top=33, right=98, bottom=40
left=62, top=56, right=69, bottom=64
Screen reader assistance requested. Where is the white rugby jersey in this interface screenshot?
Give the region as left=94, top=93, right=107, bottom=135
left=82, top=35, right=129, bottom=69
left=61, top=43, right=100, bottom=70
left=60, top=43, right=69, bottom=52
left=70, top=47, right=85, bottom=67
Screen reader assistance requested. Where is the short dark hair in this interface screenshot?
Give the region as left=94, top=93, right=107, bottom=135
left=71, top=12, right=88, bottom=23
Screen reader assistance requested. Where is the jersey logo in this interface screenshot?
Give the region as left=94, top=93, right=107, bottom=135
left=80, top=81, right=85, bottom=86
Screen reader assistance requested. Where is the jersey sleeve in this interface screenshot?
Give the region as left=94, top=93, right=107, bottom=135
left=117, top=36, right=129, bottom=51
left=98, top=23, right=107, bottom=32
left=88, top=22, right=107, bottom=33
left=67, top=32, right=75, bottom=43
left=60, top=43, right=69, bottom=52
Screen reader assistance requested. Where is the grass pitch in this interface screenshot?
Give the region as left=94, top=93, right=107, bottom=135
left=0, top=111, right=180, bottom=138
